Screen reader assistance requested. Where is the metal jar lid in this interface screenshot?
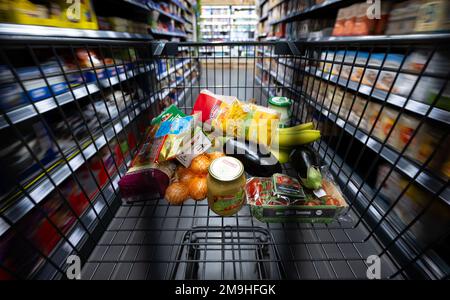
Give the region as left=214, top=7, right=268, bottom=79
left=208, top=156, right=244, bottom=182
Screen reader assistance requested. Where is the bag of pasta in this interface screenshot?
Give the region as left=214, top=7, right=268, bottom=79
left=192, top=90, right=280, bottom=146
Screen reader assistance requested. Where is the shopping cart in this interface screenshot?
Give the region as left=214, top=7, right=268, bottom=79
left=0, top=38, right=449, bottom=280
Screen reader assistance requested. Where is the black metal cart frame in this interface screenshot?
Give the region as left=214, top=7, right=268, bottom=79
left=0, top=37, right=448, bottom=280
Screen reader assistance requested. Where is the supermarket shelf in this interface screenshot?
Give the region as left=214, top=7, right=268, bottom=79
left=257, top=61, right=450, bottom=204
left=39, top=170, right=122, bottom=280
left=259, top=14, right=269, bottom=22
left=256, top=63, right=293, bottom=86
left=255, top=76, right=275, bottom=97
left=269, top=0, right=347, bottom=25
left=305, top=67, right=450, bottom=125
left=150, top=29, right=187, bottom=38
left=0, top=23, right=154, bottom=41
left=300, top=92, right=450, bottom=206
left=157, top=59, right=190, bottom=80
left=268, top=0, right=285, bottom=11
left=294, top=33, right=450, bottom=44
left=160, top=65, right=198, bottom=99
left=258, top=0, right=269, bottom=7
left=0, top=97, right=154, bottom=238
left=174, top=75, right=198, bottom=106
left=315, top=142, right=446, bottom=280
left=184, top=17, right=193, bottom=25
left=171, top=0, right=190, bottom=14
left=0, top=65, right=153, bottom=130
left=148, top=3, right=187, bottom=24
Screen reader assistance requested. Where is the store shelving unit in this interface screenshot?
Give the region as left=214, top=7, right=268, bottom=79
left=253, top=0, right=450, bottom=279
left=0, top=0, right=200, bottom=280
left=199, top=5, right=257, bottom=56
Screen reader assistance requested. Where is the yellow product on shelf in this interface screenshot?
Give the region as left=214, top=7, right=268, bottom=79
left=414, top=0, right=450, bottom=33
left=62, top=0, right=98, bottom=30
left=0, top=0, right=98, bottom=30
left=0, top=0, right=61, bottom=27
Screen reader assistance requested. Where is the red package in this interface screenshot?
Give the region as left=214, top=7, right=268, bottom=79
left=192, top=90, right=236, bottom=123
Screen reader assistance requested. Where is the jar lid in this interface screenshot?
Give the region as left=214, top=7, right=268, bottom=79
left=209, top=156, right=244, bottom=182
left=269, top=96, right=292, bottom=107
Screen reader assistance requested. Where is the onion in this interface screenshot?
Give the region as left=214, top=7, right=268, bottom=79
left=189, top=175, right=207, bottom=201
left=189, top=154, right=211, bottom=174
left=175, top=166, right=195, bottom=184
left=207, top=151, right=225, bottom=162
left=165, top=182, right=189, bottom=205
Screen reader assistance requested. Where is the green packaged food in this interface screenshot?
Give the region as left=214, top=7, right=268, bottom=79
left=151, top=104, right=186, bottom=126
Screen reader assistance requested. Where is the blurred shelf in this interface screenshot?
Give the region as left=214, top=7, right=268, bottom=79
left=150, top=28, right=187, bottom=38
left=156, top=59, right=190, bottom=80
left=0, top=23, right=154, bottom=40
left=268, top=0, right=285, bottom=11
left=294, top=33, right=450, bottom=44
left=258, top=0, right=269, bottom=7
left=174, top=75, right=198, bottom=106
left=300, top=92, right=450, bottom=206
left=269, top=0, right=347, bottom=25
left=305, top=67, right=450, bottom=125
left=148, top=3, right=187, bottom=24
left=0, top=97, right=154, bottom=238
left=36, top=169, right=122, bottom=279
left=0, top=65, right=153, bottom=129
left=255, top=76, right=275, bottom=97
left=171, top=0, right=190, bottom=14
left=259, top=14, right=269, bottom=22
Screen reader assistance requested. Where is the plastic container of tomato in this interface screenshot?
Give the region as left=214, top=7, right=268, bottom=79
left=245, top=169, right=348, bottom=223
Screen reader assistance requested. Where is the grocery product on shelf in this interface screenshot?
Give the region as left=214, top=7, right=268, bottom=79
left=414, top=0, right=450, bottom=33
left=246, top=167, right=348, bottom=223
left=223, top=138, right=282, bottom=177
left=376, top=164, right=450, bottom=247
left=385, top=0, right=422, bottom=35
left=97, top=16, right=149, bottom=34
left=0, top=0, right=98, bottom=30
left=207, top=156, right=246, bottom=216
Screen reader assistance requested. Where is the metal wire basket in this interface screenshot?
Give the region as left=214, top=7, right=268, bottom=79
left=0, top=38, right=449, bottom=280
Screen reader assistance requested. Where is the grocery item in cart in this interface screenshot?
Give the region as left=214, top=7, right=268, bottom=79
left=223, top=138, right=282, bottom=177
left=192, top=90, right=280, bottom=146
left=207, top=156, right=246, bottom=216
left=246, top=168, right=348, bottom=223
left=268, top=96, right=292, bottom=127
left=118, top=130, right=176, bottom=203
left=290, top=145, right=323, bottom=190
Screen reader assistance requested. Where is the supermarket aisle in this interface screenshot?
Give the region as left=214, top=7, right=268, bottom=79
left=181, top=63, right=262, bottom=108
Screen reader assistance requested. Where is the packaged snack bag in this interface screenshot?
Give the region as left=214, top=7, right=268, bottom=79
left=118, top=130, right=176, bottom=203
left=192, top=90, right=280, bottom=146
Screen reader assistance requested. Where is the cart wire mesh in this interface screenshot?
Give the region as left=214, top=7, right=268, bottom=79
left=0, top=39, right=449, bottom=280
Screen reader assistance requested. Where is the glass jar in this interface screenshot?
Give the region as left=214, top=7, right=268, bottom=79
left=268, top=96, right=292, bottom=127
left=207, top=156, right=246, bottom=216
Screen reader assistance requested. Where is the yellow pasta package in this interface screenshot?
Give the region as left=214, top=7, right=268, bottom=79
left=192, top=90, right=280, bottom=146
